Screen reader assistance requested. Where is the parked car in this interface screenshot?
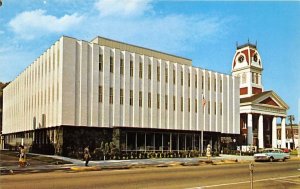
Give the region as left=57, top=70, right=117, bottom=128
left=254, top=148, right=289, bottom=162
left=281, top=148, right=291, bottom=153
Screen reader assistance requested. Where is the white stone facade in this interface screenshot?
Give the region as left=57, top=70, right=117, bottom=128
left=3, top=36, right=240, bottom=135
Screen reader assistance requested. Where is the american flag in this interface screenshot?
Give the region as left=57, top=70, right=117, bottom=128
left=202, top=94, right=206, bottom=107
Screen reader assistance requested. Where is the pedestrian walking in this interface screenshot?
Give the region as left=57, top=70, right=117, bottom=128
left=18, top=145, right=27, bottom=167
left=84, top=146, right=91, bottom=166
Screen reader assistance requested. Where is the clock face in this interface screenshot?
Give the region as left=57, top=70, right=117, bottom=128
left=238, top=55, right=244, bottom=63
left=253, top=54, right=258, bottom=62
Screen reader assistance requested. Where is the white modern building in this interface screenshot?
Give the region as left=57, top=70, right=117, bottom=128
left=2, top=36, right=240, bottom=156
left=232, top=43, right=289, bottom=149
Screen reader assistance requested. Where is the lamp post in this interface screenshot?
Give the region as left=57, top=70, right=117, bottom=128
left=287, top=115, right=295, bottom=149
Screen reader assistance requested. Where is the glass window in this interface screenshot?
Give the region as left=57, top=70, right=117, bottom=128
left=120, top=89, right=123, bottom=105
left=165, top=95, right=168, bottom=110
left=173, top=96, right=176, bottom=111
left=214, top=78, right=216, bottom=91
left=148, top=93, right=151, bottom=108
left=130, top=90, right=133, bottom=106
left=173, top=70, right=176, bottom=84
left=157, top=94, right=160, bottom=109
left=99, top=54, right=103, bottom=71
left=139, top=62, right=143, bottom=79
left=181, top=97, right=183, bottom=111
left=148, top=64, right=151, bottom=80
left=139, top=91, right=142, bottom=107
left=181, top=71, right=183, bottom=86
left=99, top=86, right=102, bottom=103
left=120, top=59, right=124, bottom=75
left=165, top=68, right=168, bottom=83
left=130, top=60, right=133, bottom=77
left=255, top=73, right=259, bottom=84
left=110, top=56, right=114, bottom=73
left=109, top=87, right=113, bottom=104
left=157, top=66, right=160, bottom=81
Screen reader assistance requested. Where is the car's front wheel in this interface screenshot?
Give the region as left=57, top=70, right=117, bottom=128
left=269, top=157, right=274, bottom=162
left=282, top=158, right=286, bottom=162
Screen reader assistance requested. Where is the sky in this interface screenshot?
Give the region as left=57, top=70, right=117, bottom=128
left=0, top=0, right=299, bottom=123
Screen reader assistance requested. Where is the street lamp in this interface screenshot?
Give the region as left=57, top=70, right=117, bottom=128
left=287, top=115, right=295, bottom=149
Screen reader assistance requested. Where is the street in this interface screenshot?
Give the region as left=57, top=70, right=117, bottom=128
left=1, top=160, right=299, bottom=189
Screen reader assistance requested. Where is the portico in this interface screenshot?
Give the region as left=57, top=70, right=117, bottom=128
left=239, top=91, right=288, bottom=149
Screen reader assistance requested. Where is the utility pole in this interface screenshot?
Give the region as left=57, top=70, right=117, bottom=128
left=288, top=115, right=295, bottom=149
left=249, top=162, right=254, bottom=189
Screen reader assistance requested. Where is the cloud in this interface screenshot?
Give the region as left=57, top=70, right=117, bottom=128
left=9, top=9, right=84, bottom=40
left=94, top=0, right=152, bottom=17
left=77, top=14, right=230, bottom=55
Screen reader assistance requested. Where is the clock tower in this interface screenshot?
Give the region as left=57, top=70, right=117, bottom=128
left=232, top=42, right=263, bottom=98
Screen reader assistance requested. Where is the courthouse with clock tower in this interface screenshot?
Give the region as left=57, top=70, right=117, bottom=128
left=232, top=42, right=289, bottom=149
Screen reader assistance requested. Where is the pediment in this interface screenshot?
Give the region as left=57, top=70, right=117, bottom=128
left=259, top=97, right=279, bottom=107
left=240, top=90, right=289, bottom=110
left=255, top=91, right=288, bottom=109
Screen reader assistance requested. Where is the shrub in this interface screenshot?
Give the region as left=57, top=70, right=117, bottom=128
left=290, top=150, right=298, bottom=155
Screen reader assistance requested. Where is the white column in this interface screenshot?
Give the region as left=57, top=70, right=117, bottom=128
left=247, top=114, right=253, bottom=145
left=258, top=114, right=264, bottom=149
left=281, top=117, right=286, bottom=148
left=272, top=116, right=277, bottom=148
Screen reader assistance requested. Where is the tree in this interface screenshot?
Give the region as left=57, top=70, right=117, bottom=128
left=287, top=115, right=295, bottom=149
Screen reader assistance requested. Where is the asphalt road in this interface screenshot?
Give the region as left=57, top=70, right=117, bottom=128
left=1, top=161, right=300, bottom=189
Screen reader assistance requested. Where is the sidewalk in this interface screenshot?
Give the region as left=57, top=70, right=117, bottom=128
left=0, top=153, right=251, bottom=175
left=2, top=153, right=298, bottom=175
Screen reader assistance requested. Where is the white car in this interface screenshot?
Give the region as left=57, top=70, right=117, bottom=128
left=254, top=148, right=289, bottom=162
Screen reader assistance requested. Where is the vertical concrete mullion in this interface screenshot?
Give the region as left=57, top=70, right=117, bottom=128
left=113, top=49, right=120, bottom=127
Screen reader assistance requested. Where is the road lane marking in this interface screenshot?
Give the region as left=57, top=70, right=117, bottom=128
left=186, top=175, right=300, bottom=189
left=274, top=179, right=300, bottom=185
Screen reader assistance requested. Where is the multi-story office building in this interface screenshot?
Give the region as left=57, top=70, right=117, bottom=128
left=2, top=36, right=240, bottom=156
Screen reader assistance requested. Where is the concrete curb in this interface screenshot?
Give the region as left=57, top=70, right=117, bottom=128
left=0, top=156, right=262, bottom=174
left=70, top=166, right=101, bottom=171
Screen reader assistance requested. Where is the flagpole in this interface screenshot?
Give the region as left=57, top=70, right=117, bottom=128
left=201, top=130, right=203, bottom=156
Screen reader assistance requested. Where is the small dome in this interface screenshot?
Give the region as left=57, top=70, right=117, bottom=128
left=232, top=43, right=262, bottom=71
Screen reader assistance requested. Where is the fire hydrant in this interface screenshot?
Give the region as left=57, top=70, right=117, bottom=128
left=206, top=144, right=211, bottom=161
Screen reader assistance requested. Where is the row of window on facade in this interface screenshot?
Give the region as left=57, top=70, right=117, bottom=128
left=25, top=46, right=60, bottom=83
left=6, top=46, right=60, bottom=117
left=239, top=72, right=260, bottom=85
left=99, top=54, right=223, bottom=92
left=6, top=80, right=60, bottom=119
left=98, top=86, right=223, bottom=115
left=125, top=132, right=203, bottom=151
